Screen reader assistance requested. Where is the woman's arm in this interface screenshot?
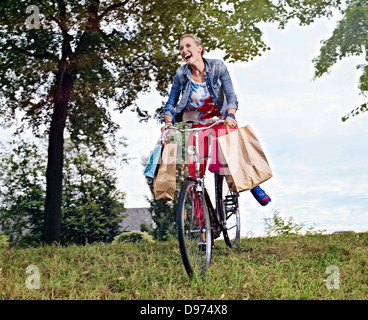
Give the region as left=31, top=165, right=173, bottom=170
left=220, top=61, right=238, bottom=127
left=220, top=62, right=238, bottom=112
left=161, top=114, right=173, bottom=131
left=163, top=73, right=181, bottom=125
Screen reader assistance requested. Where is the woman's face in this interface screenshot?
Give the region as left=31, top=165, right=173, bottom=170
left=179, top=37, right=203, bottom=65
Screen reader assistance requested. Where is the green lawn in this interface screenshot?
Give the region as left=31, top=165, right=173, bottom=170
left=1, top=232, right=368, bottom=300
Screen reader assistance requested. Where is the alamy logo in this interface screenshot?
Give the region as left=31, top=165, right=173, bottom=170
left=326, top=265, right=339, bottom=290
left=25, top=5, right=40, bottom=29
left=25, top=265, right=40, bottom=289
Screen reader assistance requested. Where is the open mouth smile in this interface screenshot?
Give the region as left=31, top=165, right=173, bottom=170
left=184, top=54, right=192, bottom=61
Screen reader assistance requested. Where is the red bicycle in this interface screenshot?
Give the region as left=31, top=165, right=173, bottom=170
left=168, top=119, right=240, bottom=278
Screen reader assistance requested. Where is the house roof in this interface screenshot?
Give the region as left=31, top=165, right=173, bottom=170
left=120, top=207, right=152, bottom=232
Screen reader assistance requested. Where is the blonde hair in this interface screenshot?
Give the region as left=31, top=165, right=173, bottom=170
left=180, top=34, right=206, bottom=56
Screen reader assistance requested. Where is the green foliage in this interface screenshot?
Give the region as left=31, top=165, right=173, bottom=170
left=0, top=0, right=343, bottom=136
left=147, top=197, right=178, bottom=241
left=342, top=102, right=368, bottom=121
left=61, top=139, right=126, bottom=245
left=0, top=233, right=9, bottom=249
left=0, top=137, right=125, bottom=247
left=264, top=210, right=325, bottom=237
left=140, top=221, right=153, bottom=235
left=313, top=0, right=368, bottom=120
left=0, top=139, right=46, bottom=247
left=112, top=231, right=154, bottom=244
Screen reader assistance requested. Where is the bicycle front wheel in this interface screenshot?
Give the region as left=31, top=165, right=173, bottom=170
left=177, top=179, right=212, bottom=278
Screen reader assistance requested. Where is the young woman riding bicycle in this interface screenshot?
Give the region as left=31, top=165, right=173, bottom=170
left=160, top=34, right=271, bottom=206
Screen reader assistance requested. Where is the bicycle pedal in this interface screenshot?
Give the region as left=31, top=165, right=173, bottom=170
left=198, top=242, right=206, bottom=251
left=224, top=195, right=238, bottom=214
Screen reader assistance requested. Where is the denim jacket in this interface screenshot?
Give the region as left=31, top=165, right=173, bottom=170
left=164, top=58, right=238, bottom=124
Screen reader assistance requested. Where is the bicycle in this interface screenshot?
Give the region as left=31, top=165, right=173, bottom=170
left=167, top=119, right=241, bottom=278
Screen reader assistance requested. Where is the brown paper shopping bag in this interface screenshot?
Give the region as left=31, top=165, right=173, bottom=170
left=217, top=125, right=272, bottom=192
left=154, top=143, right=177, bottom=201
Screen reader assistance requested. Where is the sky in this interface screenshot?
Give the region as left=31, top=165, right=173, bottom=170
left=115, top=15, right=368, bottom=237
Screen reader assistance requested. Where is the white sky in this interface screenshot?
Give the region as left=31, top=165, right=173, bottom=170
left=116, top=16, right=368, bottom=236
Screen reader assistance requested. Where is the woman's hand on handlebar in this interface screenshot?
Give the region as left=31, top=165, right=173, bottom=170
left=161, top=123, right=172, bottom=132
left=225, top=109, right=237, bottom=128
left=161, top=115, right=173, bottom=132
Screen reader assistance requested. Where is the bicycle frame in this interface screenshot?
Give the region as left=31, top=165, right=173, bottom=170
left=168, top=119, right=226, bottom=241
left=172, top=119, right=240, bottom=277
left=167, top=118, right=225, bottom=181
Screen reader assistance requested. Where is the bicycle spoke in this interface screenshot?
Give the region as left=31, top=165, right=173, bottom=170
left=226, top=211, right=235, bottom=220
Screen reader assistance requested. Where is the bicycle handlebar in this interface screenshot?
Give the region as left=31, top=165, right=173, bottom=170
left=167, top=119, right=226, bottom=133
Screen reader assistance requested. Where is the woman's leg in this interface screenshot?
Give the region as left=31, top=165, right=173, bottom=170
left=187, top=127, right=210, bottom=179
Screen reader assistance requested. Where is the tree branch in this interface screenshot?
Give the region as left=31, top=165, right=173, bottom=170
left=57, top=0, right=68, bottom=31
left=47, top=14, right=64, bottom=30
left=97, top=0, right=129, bottom=22
left=1, top=40, right=58, bottom=62
left=19, top=47, right=58, bottom=61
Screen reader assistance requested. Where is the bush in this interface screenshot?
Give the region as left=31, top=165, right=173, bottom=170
left=112, top=231, right=155, bottom=244
left=140, top=222, right=153, bottom=235
left=264, top=210, right=325, bottom=236
left=0, top=233, right=9, bottom=249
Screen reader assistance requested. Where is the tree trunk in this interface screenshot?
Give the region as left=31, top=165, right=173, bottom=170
left=43, top=58, right=73, bottom=243
left=43, top=1, right=95, bottom=243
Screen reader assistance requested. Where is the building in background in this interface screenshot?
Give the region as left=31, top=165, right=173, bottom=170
left=120, top=207, right=153, bottom=232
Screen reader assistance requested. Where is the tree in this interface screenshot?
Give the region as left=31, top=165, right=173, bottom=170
left=61, top=138, right=126, bottom=244
left=0, top=0, right=341, bottom=243
left=0, top=137, right=125, bottom=247
left=313, top=0, right=368, bottom=121
left=0, top=139, right=46, bottom=246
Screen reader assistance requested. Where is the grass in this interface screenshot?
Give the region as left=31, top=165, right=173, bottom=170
left=1, top=232, right=368, bottom=300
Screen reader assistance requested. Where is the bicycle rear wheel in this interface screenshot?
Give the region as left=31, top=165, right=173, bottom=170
left=177, top=179, right=212, bottom=278
left=217, top=174, right=240, bottom=248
